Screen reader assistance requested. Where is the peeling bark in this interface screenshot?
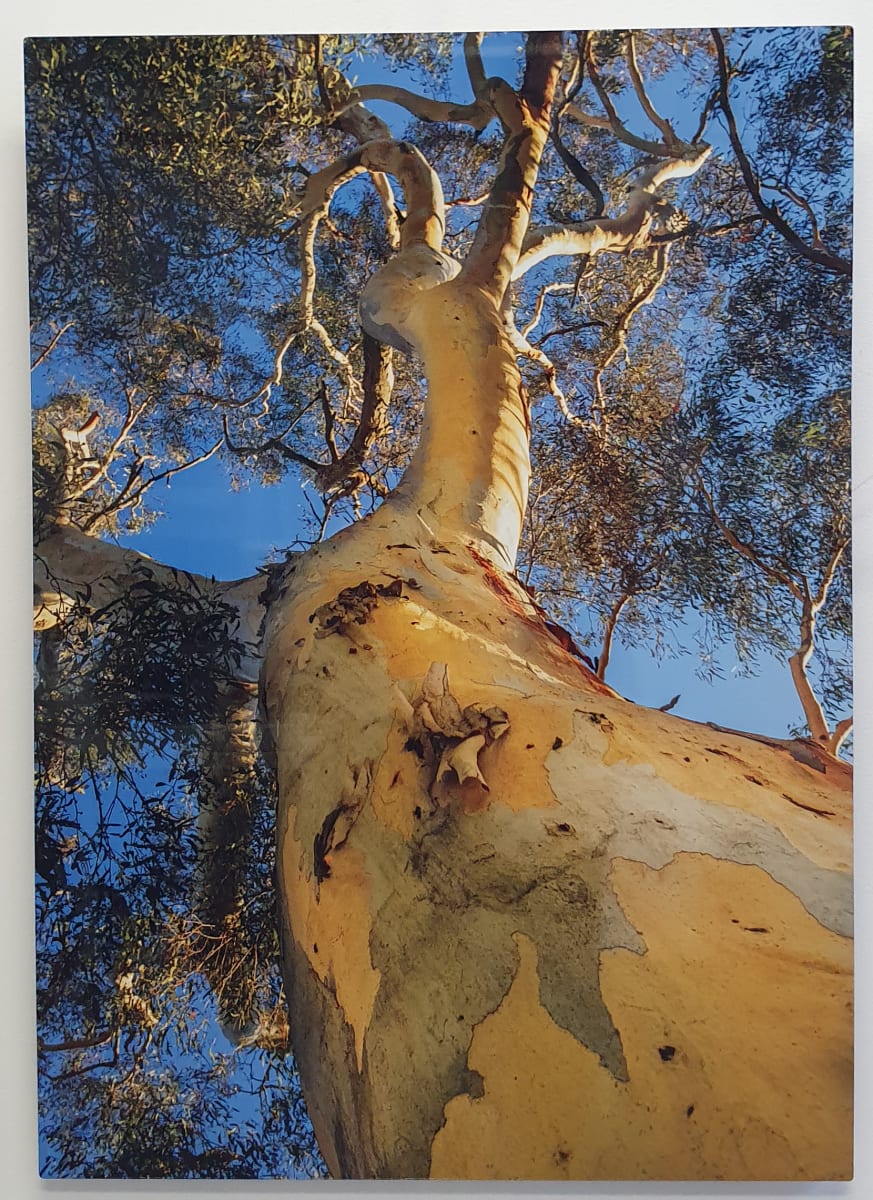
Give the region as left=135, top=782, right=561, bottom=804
left=263, top=509, right=852, bottom=1180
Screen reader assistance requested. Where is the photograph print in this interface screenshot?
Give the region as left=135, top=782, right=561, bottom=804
left=28, top=27, right=853, bottom=1180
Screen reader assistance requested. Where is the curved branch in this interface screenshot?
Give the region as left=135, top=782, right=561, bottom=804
left=597, top=592, right=630, bottom=680
left=311, top=35, right=400, bottom=247
left=514, top=145, right=710, bottom=279
left=694, top=473, right=804, bottom=601
left=548, top=32, right=606, bottom=218
left=625, top=32, right=678, bottom=147
left=504, top=307, right=577, bottom=423
left=550, top=110, right=606, bottom=216
left=588, top=245, right=671, bottom=435
left=568, top=35, right=708, bottom=163
left=316, top=334, right=394, bottom=495
left=830, top=716, right=853, bottom=756
left=813, top=534, right=850, bottom=609
left=789, top=595, right=831, bottom=745
left=521, top=281, right=574, bottom=339
left=711, top=28, right=851, bottom=277
left=464, top=33, right=488, bottom=95
left=339, top=84, right=493, bottom=131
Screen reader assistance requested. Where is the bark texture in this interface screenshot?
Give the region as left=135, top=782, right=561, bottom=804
left=263, top=505, right=851, bottom=1180
left=262, top=280, right=852, bottom=1180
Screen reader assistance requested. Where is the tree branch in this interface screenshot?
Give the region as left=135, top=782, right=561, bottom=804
left=83, top=436, right=224, bottom=532
left=711, top=28, right=851, bottom=277
left=514, top=144, right=710, bottom=279
left=789, top=594, right=831, bottom=745
left=830, top=716, right=853, bottom=756
left=625, top=32, right=678, bottom=147
left=813, top=534, right=849, bottom=610
left=30, top=322, right=74, bottom=372
left=223, top=414, right=323, bottom=475
left=695, top=473, right=804, bottom=601
left=597, top=592, right=630, bottom=679
left=588, top=245, right=671, bottom=435
left=464, top=33, right=488, bottom=95
left=460, top=32, right=564, bottom=301
left=311, top=35, right=400, bottom=248
left=338, top=84, right=494, bottom=132
left=315, top=334, right=394, bottom=495
left=34, top=524, right=264, bottom=682
left=697, top=474, right=849, bottom=751
left=38, top=1030, right=115, bottom=1054
left=550, top=110, right=606, bottom=216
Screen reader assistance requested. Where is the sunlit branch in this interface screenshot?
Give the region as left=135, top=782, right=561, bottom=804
left=338, top=84, right=494, bottom=131
left=813, top=535, right=850, bottom=610
left=460, top=33, right=564, bottom=301
left=514, top=145, right=710, bottom=279
left=31, top=322, right=74, bottom=372
left=790, top=591, right=830, bottom=746
left=696, top=474, right=850, bottom=753
left=505, top=309, right=575, bottom=421
left=831, top=716, right=853, bottom=755
left=311, top=35, right=401, bottom=250
left=521, top=281, right=574, bottom=340
left=464, top=32, right=488, bottom=95
left=309, top=317, right=362, bottom=406
left=589, top=245, right=671, bottom=436
left=371, top=173, right=402, bottom=250
left=63, top=390, right=145, bottom=506
left=711, top=28, right=851, bottom=277
left=566, top=33, right=711, bottom=170
left=446, top=190, right=491, bottom=209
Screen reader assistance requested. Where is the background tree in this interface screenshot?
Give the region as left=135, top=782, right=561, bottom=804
left=28, top=27, right=852, bottom=1180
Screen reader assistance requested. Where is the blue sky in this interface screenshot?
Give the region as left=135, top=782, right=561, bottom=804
left=100, top=28, right=844, bottom=747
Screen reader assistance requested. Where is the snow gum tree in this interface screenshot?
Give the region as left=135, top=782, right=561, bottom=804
left=29, top=29, right=852, bottom=1180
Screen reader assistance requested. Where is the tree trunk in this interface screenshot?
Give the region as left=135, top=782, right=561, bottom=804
left=262, top=280, right=853, bottom=1181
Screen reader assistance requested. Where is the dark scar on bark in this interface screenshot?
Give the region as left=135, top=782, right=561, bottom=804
left=313, top=803, right=354, bottom=883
